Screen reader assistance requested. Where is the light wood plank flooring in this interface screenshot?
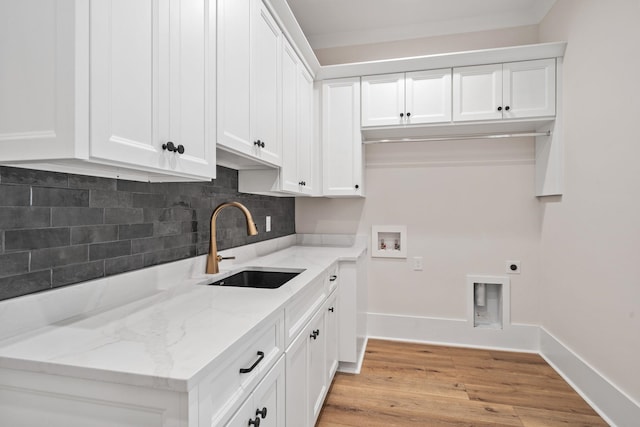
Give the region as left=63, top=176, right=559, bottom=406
left=317, top=339, right=608, bottom=426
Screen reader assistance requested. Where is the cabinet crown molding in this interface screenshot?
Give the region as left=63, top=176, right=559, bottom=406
left=316, top=41, right=567, bottom=81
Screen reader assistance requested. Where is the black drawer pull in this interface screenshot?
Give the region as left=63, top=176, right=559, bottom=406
left=328, top=307, right=334, bottom=312
left=329, top=275, right=337, bottom=281
left=239, top=351, right=265, bottom=374
left=248, top=416, right=260, bottom=426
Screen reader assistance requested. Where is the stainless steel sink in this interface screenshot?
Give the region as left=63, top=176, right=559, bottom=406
left=205, top=267, right=305, bottom=289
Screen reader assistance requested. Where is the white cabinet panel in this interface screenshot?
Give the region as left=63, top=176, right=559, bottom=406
left=503, top=59, right=556, bottom=119
left=250, top=0, right=281, bottom=165
left=405, top=69, right=452, bottom=124
left=325, top=290, right=339, bottom=382
left=0, top=0, right=82, bottom=161
left=453, top=59, right=555, bottom=122
left=226, top=357, right=285, bottom=427
left=90, top=0, right=160, bottom=168
left=361, top=73, right=404, bottom=127
left=217, top=0, right=252, bottom=153
left=296, top=67, right=315, bottom=195
left=285, top=324, right=309, bottom=427
left=453, top=63, right=503, bottom=122
left=307, top=308, right=326, bottom=426
left=322, top=78, right=363, bottom=197
left=280, top=40, right=300, bottom=193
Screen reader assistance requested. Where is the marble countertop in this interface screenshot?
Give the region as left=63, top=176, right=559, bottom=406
left=0, top=244, right=365, bottom=392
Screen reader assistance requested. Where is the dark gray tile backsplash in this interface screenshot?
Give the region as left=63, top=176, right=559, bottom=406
left=0, top=166, right=295, bottom=301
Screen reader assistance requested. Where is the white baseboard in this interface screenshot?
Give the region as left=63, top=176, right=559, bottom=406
left=367, top=312, right=539, bottom=352
left=539, top=328, right=640, bottom=427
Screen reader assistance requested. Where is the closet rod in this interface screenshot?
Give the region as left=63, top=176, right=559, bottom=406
left=363, top=130, right=551, bottom=144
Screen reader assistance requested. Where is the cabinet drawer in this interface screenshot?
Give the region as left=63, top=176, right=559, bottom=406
left=285, top=275, right=327, bottom=348
left=198, top=311, right=284, bottom=427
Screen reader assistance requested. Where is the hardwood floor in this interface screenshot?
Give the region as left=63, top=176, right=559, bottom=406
left=317, top=339, right=609, bottom=426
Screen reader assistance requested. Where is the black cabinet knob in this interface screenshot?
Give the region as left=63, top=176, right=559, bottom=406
left=505, top=106, right=510, bottom=111
left=254, top=140, right=261, bottom=147
left=406, top=112, right=411, bottom=117
left=177, top=144, right=185, bottom=154
left=256, top=407, right=267, bottom=419
left=355, top=184, right=360, bottom=190
left=248, top=417, right=261, bottom=426
left=400, top=112, right=404, bottom=118
left=497, top=106, right=503, bottom=111
left=260, top=141, right=265, bottom=148
left=162, top=141, right=176, bottom=152
left=328, top=307, right=334, bottom=312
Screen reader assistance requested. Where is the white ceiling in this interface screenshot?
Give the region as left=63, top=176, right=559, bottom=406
left=286, top=0, right=557, bottom=50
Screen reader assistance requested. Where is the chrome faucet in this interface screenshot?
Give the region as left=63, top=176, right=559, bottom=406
left=206, top=202, right=258, bottom=274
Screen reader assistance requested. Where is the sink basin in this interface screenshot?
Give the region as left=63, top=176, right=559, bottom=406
left=205, top=267, right=305, bottom=289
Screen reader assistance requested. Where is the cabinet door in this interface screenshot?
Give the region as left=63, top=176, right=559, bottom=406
left=297, top=67, right=315, bottom=195
left=405, top=69, right=452, bottom=124
left=280, top=39, right=301, bottom=193
left=217, top=0, right=252, bottom=154
left=0, top=1, right=83, bottom=161
left=225, top=361, right=287, bottom=427
left=322, top=78, right=363, bottom=197
left=90, top=0, right=165, bottom=169
left=452, top=63, right=503, bottom=122
left=361, top=73, right=405, bottom=127
left=165, top=0, right=216, bottom=178
left=308, top=308, right=327, bottom=426
left=250, top=0, right=281, bottom=166
left=325, top=291, right=339, bottom=382
left=503, top=59, right=556, bottom=119
left=251, top=356, right=285, bottom=427
left=286, top=325, right=309, bottom=427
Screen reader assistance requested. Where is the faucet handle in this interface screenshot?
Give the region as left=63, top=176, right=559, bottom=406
left=216, top=255, right=236, bottom=262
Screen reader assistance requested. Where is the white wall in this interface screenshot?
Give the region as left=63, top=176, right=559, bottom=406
left=537, top=0, right=640, bottom=404
left=297, top=139, right=543, bottom=324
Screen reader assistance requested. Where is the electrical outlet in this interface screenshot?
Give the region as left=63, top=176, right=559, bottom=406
left=266, top=216, right=271, bottom=232
left=412, top=256, right=423, bottom=271
left=506, top=260, right=521, bottom=274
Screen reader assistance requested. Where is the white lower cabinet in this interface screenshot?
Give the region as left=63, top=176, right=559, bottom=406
left=285, top=272, right=339, bottom=427
left=225, top=356, right=285, bottom=427
left=325, top=291, right=339, bottom=381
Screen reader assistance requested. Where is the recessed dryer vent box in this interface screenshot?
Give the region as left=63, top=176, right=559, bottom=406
left=467, top=275, right=510, bottom=329
left=371, top=225, right=407, bottom=258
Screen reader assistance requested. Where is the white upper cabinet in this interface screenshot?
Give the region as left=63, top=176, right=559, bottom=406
left=217, top=0, right=251, bottom=154
left=280, top=38, right=314, bottom=195
left=296, top=67, right=315, bottom=195
left=0, top=0, right=216, bottom=181
left=217, top=0, right=282, bottom=167
left=503, top=59, right=556, bottom=119
left=251, top=0, right=281, bottom=165
left=91, top=0, right=215, bottom=178
left=361, top=69, right=452, bottom=127
left=453, top=59, right=555, bottom=122
left=322, top=78, right=363, bottom=197
left=405, top=69, right=453, bottom=125
left=361, top=73, right=405, bottom=127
